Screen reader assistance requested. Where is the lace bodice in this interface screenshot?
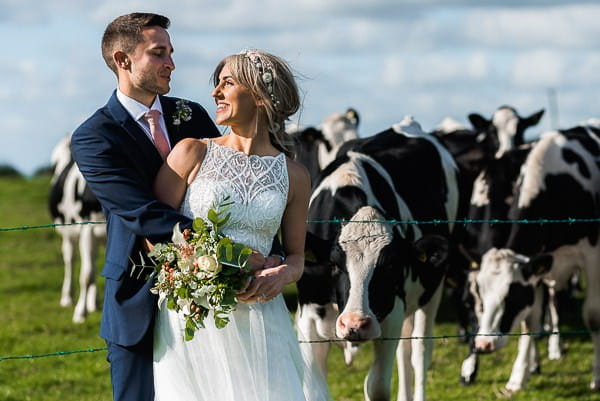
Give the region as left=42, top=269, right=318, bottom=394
left=180, top=140, right=289, bottom=256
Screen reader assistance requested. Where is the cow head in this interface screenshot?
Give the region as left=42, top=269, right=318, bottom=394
left=288, top=127, right=332, bottom=181
left=473, top=248, right=552, bottom=353
left=332, top=206, right=449, bottom=342
left=50, top=135, right=73, bottom=184
left=318, top=108, right=360, bottom=167
left=469, top=106, right=544, bottom=159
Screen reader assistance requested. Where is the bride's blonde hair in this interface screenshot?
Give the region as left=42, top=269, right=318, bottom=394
left=212, top=49, right=300, bottom=156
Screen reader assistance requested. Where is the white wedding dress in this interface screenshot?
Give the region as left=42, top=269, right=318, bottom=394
left=153, top=140, right=330, bottom=401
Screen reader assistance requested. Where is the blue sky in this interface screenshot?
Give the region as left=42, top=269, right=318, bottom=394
left=1, top=0, right=599, bottom=176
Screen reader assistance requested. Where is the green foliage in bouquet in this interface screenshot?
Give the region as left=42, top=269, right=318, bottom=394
left=148, top=196, right=253, bottom=341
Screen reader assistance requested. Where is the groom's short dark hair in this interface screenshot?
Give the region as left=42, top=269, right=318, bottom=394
left=102, top=12, right=170, bottom=75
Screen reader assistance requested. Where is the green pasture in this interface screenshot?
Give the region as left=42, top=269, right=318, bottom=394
left=1, top=176, right=599, bottom=401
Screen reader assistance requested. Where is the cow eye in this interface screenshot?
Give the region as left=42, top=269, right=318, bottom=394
left=331, top=263, right=343, bottom=276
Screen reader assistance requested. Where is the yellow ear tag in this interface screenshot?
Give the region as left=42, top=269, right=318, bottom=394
left=418, top=253, right=427, bottom=263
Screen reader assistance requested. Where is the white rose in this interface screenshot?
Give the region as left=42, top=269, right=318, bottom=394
left=196, top=255, right=221, bottom=276
left=177, top=297, right=192, bottom=315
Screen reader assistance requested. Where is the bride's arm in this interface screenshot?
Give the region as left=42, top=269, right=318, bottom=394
left=142, top=138, right=205, bottom=252
left=238, top=159, right=310, bottom=302
left=153, top=138, right=206, bottom=209
left=278, top=160, right=311, bottom=284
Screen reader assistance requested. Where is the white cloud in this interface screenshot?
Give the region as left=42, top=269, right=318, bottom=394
left=463, top=4, right=600, bottom=49
left=1, top=1, right=600, bottom=175
left=511, top=50, right=565, bottom=87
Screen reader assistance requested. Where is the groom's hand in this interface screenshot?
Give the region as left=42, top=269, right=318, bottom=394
left=264, top=254, right=284, bottom=269
left=247, top=251, right=266, bottom=273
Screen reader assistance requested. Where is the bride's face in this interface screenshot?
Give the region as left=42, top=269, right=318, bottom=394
left=212, top=63, right=259, bottom=128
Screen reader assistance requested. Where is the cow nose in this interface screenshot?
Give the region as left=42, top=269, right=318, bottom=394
left=338, top=313, right=373, bottom=341
left=474, top=338, right=495, bottom=353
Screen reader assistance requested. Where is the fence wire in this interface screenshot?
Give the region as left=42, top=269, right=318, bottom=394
left=2, top=217, right=600, bottom=233
left=1, top=217, right=598, bottom=362
left=1, top=329, right=595, bottom=362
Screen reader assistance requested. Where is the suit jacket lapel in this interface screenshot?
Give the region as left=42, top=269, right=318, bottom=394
left=106, top=91, right=164, bottom=167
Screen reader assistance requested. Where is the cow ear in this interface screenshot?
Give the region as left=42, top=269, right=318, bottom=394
left=523, top=109, right=545, bottom=128
left=521, top=253, right=553, bottom=280
left=413, top=235, right=449, bottom=268
left=468, top=113, right=489, bottom=132
left=345, top=108, right=360, bottom=127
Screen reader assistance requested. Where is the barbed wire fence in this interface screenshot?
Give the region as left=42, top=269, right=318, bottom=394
left=1, top=217, right=598, bottom=363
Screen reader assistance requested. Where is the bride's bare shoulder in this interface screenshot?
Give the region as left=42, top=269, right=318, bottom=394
left=285, top=157, right=311, bottom=193
left=172, top=138, right=209, bottom=154
left=166, top=138, right=209, bottom=179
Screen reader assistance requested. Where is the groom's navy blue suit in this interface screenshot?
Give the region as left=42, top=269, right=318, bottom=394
left=71, top=91, right=220, bottom=401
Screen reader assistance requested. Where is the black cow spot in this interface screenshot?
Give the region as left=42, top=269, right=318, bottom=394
left=562, top=148, right=590, bottom=179
left=499, top=282, right=534, bottom=333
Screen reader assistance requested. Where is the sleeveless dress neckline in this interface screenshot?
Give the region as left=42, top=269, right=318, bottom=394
left=209, top=139, right=285, bottom=160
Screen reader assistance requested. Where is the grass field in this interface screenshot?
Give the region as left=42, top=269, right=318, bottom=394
left=1, top=176, right=600, bottom=401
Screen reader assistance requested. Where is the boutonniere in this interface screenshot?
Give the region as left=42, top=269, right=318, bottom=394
left=172, top=99, right=192, bottom=126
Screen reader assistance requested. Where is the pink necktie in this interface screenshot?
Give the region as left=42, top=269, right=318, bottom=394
left=144, top=110, right=170, bottom=160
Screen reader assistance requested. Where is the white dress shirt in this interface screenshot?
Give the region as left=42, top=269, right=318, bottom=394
left=116, top=89, right=172, bottom=150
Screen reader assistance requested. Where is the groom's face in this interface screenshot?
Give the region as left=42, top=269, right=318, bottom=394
left=121, top=26, right=175, bottom=106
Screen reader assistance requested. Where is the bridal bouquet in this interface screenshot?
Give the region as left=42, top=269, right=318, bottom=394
left=148, top=197, right=253, bottom=341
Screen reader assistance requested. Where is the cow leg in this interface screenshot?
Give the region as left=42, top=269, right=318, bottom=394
left=366, top=338, right=398, bottom=401
left=295, top=304, right=334, bottom=377
left=85, top=231, right=99, bottom=314
left=583, top=281, right=600, bottom=390
left=460, top=351, right=479, bottom=385
left=528, top=337, right=541, bottom=375
left=410, top=285, right=443, bottom=401
left=506, top=321, right=535, bottom=392
left=507, top=284, right=544, bottom=392
left=59, top=231, right=75, bottom=308
left=365, top=301, right=404, bottom=401
left=590, top=332, right=600, bottom=391
left=580, top=248, right=600, bottom=390
left=341, top=341, right=359, bottom=365
left=72, top=225, right=95, bottom=323
left=396, top=316, right=414, bottom=401
left=546, top=285, right=562, bottom=360
left=460, top=293, right=480, bottom=385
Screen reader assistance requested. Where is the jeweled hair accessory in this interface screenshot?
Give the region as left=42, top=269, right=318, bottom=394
left=241, top=49, right=281, bottom=110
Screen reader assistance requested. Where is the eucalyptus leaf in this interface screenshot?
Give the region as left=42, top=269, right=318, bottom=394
left=207, top=209, right=219, bottom=225
left=184, top=327, right=195, bottom=341
left=192, top=217, right=206, bottom=233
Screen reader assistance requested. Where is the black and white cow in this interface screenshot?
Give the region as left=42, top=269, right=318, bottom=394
left=288, top=108, right=359, bottom=182
left=457, top=143, right=550, bottom=385
left=297, top=117, right=458, bottom=401
left=432, top=105, right=544, bottom=239
left=431, top=106, right=546, bottom=384
left=472, top=124, right=600, bottom=392
left=48, top=135, right=105, bottom=323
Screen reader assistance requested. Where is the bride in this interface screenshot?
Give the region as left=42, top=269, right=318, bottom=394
left=151, top=49, right=331, bottom=401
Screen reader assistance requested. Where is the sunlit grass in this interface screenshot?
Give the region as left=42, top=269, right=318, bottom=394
left=1, top=176, right=599, bottom=400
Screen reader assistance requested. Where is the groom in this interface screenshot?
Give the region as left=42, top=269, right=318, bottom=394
left=72, top=12, right=282, bottom=401
left=70, top=13, right=218, bottom=401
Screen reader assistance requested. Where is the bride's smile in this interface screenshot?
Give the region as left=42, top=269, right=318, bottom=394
left=212, top=63, right=260, bottom=132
